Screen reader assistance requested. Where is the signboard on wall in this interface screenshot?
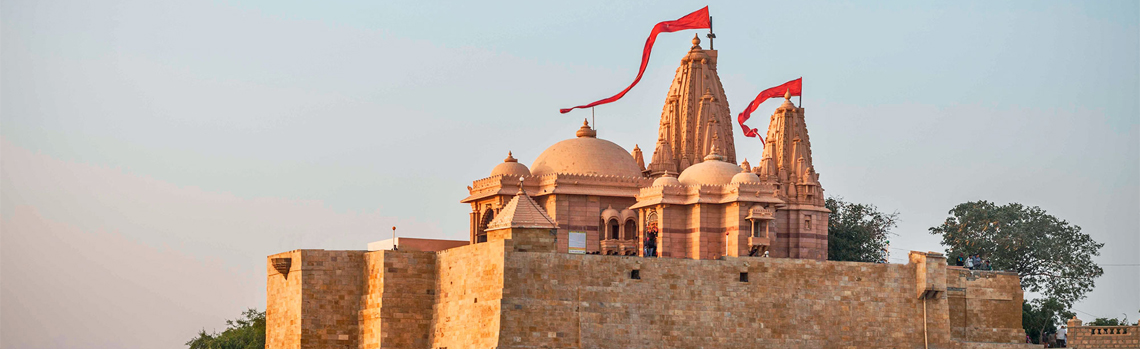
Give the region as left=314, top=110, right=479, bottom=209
left=569, top=231, right=586, bottom=254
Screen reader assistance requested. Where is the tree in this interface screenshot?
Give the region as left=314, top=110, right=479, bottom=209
left=929, top=201, right=1103, bottom=308
left=187, top=308, right=265, bottom=349
left=826, top=196, right=899, bottom=263
left=1022, top=298, right=1075, bottom=344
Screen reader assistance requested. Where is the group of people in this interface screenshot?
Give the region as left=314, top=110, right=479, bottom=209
left=1027, top=325, right=1067, bottom=348
left=643, top=228, right=658, bottom=257
left=955, top=253, right=993, bottom=270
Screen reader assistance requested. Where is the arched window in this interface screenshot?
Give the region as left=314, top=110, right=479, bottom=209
left=477, top=210, right=494, bottom=243
left=608, top=219, right=620, bottom=240
left=624, top=219, right=636, bottom=240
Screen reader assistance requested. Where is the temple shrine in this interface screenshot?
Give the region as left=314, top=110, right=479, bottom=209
left=462, top=35, right=827, bottom=260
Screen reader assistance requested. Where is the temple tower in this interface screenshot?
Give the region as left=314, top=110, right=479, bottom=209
left=647, top=34, right=735, bottom=177
left=756, top=91, right=829, bottom=260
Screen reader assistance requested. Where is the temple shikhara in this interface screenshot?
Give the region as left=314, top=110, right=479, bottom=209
left=266, top=26, right=1031, bottom=349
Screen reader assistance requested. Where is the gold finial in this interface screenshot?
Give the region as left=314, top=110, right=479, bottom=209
left=504, top=151, right=517, bottom=163
left=784, top=89, right=791, bottom=100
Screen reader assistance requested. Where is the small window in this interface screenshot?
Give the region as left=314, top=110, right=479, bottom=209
left=739, top=272, right=749, bottom=282
left=630, top=269, right=641, bottom=280
left=804, top=215, right=813, bottom=230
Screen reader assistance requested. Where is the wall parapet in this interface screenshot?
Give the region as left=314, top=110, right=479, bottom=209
left=1065, top=317, right=1139, bottom=349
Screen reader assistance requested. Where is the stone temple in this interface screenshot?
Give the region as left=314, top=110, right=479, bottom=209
left=266, top=36, right=1031, bottom=348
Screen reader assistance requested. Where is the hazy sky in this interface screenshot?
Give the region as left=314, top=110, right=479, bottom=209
left=2, top=0, right=1137, bottom=347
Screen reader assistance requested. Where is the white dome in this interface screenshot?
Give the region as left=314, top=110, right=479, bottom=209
left=678, top=159, right=741, bottom=186
left=530, top=122, right=642, bottom=178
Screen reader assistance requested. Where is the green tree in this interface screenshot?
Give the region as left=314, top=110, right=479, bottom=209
left=826, top=196, right=899, bottom=263
left=928, top=201, right=1103, bottom=308
left=187, top=308, right=265, bottom=349
left=1022, top=298, right=1074, bottom=344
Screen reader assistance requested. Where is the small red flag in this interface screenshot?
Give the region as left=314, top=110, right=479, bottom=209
left=737, top=78, right=802, bottom=143
left=560, top=7, right=711, bottom=114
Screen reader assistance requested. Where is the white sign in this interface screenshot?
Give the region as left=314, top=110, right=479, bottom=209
left=569, top=231, right=586, bottom=254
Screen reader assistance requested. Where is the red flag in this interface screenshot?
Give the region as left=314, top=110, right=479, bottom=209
left=737, top=78, right=802, bottom=143
left=560, top=7, right=711, bottom=114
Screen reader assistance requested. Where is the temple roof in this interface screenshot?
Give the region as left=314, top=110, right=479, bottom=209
left=486, top=185, right=557, bottom=230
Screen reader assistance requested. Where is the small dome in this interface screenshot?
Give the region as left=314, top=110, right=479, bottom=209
left=652, top=174, right=681, bottom=187
left=601, top=205, right=619, bottom=220
left=678, top=158, right=742, bottom=186
left=490, top=151, right=531, bottom=177
left=530, top=120, right=642, bottom=178
left=731, top=171, right=761, bottom=184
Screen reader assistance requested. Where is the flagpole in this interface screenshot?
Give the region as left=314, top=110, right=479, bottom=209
left=591, top=107, right=595, bottom=130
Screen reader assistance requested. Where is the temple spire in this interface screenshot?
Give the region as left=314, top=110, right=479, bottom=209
left=646, top=37, right=735, bottom=177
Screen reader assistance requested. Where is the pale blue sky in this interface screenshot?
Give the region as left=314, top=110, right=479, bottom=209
left=2, top=1, right=1137, bottom=347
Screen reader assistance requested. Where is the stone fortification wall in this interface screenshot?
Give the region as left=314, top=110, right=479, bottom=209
left=266, top=251, right=302, bottom=348
left=358, top=250, right=436, bottom=348
left=430, top=241, right=508, bottom=349
left=946, top=267, right=1025, bottom=344
left=267, top=250, right=367, bottom=349
left=267, top=241, right=1026, bottom=348
left=497, top=251, right=953, bottom=348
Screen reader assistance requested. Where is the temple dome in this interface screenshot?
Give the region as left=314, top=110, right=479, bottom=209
left=652, top=174, right=681, bottom=187
left=530, top=120, right=642, bottom=178
left=731, top=170, right=761, bottom=184
left=490, top=151, right=530, bottom=177
left=678, top=148, right=741, bottom=186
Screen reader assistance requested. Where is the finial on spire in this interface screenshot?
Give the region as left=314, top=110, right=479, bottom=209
left=784, top=89, right=791, bottom=100
left=704, top=131, right=726, bottom=161
left=691, top=33, right=701, bottom=49
left=517, top=176, right=526, bottom=195
left=504, top=151, right=517, bottom=163
left=576, top=118, right=597, bottom=138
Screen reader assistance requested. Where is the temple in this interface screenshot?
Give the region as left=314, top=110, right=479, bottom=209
left=463, top=35, right=827, bottom=260
left=265, top=34, right=1030, bottom=349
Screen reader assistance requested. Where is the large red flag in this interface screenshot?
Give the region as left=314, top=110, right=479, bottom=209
left=737, top=77, right=802, bottom=143
left=560, top=7, right=711, bottom=114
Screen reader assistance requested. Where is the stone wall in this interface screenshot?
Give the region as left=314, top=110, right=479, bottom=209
left=358, top=250, right=436, bottom=349
left=497, top=251, right=954, bottom=348
left=267, top=239, right=1026, bottom=349
left=266, top=251, right=302, bottom=349
left=429, top=241, right=508, bottom=349
left=266, top=250, right=368, bottom=349
left=946, top=267, right=1026, bottom=343
left=1067, top=319, right=1139, bottom=349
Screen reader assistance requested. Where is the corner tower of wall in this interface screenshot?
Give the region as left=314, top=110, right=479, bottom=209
left=266, top=250, right=367, bottom=349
